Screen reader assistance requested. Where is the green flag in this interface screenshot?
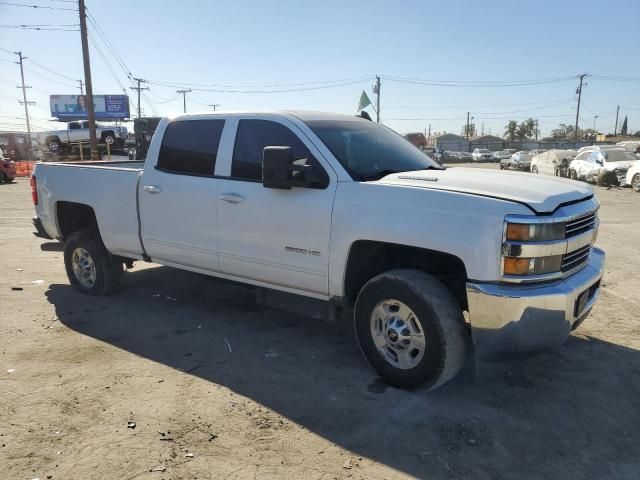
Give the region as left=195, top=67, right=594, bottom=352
left=357, top=90, right=372, bottom=111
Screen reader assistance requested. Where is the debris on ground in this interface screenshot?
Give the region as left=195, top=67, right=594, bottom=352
left=343, top=459, right=353, bottom=469
left=7, top=369, right=16, bottom=373
left=127, top=421, right=136, bottom=429
left=16, top=268, right=23, bottom=272
left=467, top=438, right=477, bottom=446
left=11, top=287, right=23, bottom=291
left=150, top=465, right=166, bottom=472
left=31, top=280, right=45, bottom=285
left=264, top=351, right=279, bottom=359
left=166, top=296, right=177, bottom=302
left=208, top=434, right=218, bottom=442
left=224, top=338, right=232, bottom=353
left=185, top=452, right=194, bottom=458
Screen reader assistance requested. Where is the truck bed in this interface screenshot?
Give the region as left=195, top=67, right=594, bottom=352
left=33, top=160, right=145, bottom=259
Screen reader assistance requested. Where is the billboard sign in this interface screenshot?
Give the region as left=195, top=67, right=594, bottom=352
left=50, top=94, right=130, bottom=121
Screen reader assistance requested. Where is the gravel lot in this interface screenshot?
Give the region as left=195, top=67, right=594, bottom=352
left=1, top=167, right=639, bottom=480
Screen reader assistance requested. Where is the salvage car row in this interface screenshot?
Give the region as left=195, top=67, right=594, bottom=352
left=499, top=145, right=640, bottom=192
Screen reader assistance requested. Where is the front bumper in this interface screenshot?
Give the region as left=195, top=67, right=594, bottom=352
left=466, top=247, right=604, bottom=354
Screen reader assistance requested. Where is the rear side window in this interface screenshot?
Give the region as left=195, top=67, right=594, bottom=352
left=232, top=119, right=314, bottom=181
left=157, top=120, right=225, bottom=176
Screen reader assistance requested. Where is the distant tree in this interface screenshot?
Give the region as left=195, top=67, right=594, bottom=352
left=516, top=123, right=529, bottom=141
left=504, top=120, right=518, bottom=140
left=547, top=123, right=577, bottom=140
left=523, top=118, right=538, bottom=140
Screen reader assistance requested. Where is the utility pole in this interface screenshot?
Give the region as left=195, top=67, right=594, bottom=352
left=614, top=105, right=620, bottom=136
left=15, top=51, right=33, bottom=161
left=428, top=123, right=431, bottom=138
left=574, top=73, right=589, bottom=141
left=78, top=79, right=84, bottom=95
left=593, top=115, right=598, bottom=132
left=373, top=76, right=381, bottom=123
left=466, top=112, right=470, bottom=140
left=130, top=78, right=149, bottom=118
left=208, top=103, right=220, bottom=111
left=79, top=0, right=98, bottom=160
left=177, top=89, right=191, bottom=113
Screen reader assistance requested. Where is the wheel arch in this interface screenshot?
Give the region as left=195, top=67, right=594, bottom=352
left=56, top=201, right=99, bottom=241
left=343, top=240, right=469, bottom=310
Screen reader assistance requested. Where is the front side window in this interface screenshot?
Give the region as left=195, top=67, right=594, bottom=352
left=69, top=122, right=80, bottom=130
left=305, top=119, right=441, bottom=181
left=157, top=119, right=225, bottom=176
left=232, top=119, right=327, bottom=186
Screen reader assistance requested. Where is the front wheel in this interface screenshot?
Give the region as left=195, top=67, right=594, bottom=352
left=570, top=169, right=578, bottom=181
left=531, top=166, right=538, bottom=174
left=64, top=229, right=123, bottom=295
left=632, top=174, right=640, bottom=192
left=354, top=269, right=468, bottom=390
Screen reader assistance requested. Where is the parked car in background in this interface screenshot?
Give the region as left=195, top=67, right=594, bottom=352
left=626, top=160, right=640, bottom=192
left=472, top=148, right=494, bottom=162
left=616, top=140, right=640, bottom=153
left=0, top=149, right=17, bottom=183
left=530, top=149, right=577, bottom=177
left=569, top=147, right=639, bottom=185
left=403, top=132, right=428, bottom=150
left=459, top=151, right=473, bottom=161
left=501, top=151, right=533, bottom=171
left=41, top=121, right=128, bottom=153
left=493, top=150, right=512, bottom=162
left=421, top=146, right=442, bottom=164
left=529, top=149, right=547, bottom=156
left=440, top=151, right=465, bottom=163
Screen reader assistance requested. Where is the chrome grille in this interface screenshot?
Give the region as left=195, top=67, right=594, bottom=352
left=561, top=245, right=591, bottom=273
left=565, top=212, right=597, bottom=238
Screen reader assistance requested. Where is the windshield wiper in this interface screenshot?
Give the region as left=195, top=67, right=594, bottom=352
left=358, top=169, right=400, bottom=181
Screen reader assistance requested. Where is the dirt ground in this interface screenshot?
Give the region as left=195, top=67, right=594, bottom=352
left=1, top=167, right=639, bottom=480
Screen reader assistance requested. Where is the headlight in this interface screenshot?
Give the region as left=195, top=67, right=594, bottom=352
left=505, top=222, right=565, bottom=242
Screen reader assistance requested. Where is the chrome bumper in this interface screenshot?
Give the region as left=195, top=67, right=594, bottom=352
left=467, top=247, right=604, bottom=354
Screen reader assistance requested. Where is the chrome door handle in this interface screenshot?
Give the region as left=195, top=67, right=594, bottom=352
left=220, top=193, right=245, bottom=204
left=143, top=185, right=162, bottom=194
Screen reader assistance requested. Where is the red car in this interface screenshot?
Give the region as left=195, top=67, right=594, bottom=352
left=0, top=152, right=17, bottom=183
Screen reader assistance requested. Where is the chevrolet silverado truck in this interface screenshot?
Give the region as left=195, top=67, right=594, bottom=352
left=31, top=111, right=605, bottom=390
left=41, top=120, right=128, bottom=153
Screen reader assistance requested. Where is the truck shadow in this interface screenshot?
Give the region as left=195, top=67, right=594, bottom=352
left=45, top=265, right=640, bottom=479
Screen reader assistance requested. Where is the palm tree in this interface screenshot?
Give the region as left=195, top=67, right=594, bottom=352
left=524, top=118, right=538, bottom=140
left=504, top=120, right=518, bottom=140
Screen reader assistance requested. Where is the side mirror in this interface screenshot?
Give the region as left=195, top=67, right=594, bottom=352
left=262, top=146, right=294, bottom=189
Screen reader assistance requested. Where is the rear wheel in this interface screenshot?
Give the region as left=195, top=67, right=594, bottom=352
left=632, top=174, right=640, bottom=193
left=0, top=172, right=6, bottom=184
left=532, top=166, right=538, bottom=174
left=64, top=229, right=123, bottom=295
left=354, top=269, right=467, bottom=390
left=570, top=169, right=578, bottom=180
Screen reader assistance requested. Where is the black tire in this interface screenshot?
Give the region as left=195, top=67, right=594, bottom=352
left=499, top=164, right=504, bottom=170
left=570, top=169, right=578, bottom=181
left=632, top=174, right=640, bottom=193
left=48, top=138, right=61, bottom=152
left=354, top=269, right=468, bottom=390
left=0, top=172, right=6, bottom=184
left=597, top=170, right=619, bottom=187
left=102, top=133, right=116, bottom=145
left=531, top=166, right=538, bottom=174
left=63, top=229, right=123, bottom=295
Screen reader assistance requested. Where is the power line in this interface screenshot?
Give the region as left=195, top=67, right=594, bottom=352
left=0, top=25, right=79, bottom=31
left=147, top=77, right=370, bottom=94
left=23, top=66, right=78, bottom=88
left=87, top=30, right=128, bottom=92
left=26, top=57, right=80, bottom=82
left=382, top=74, right=576, bottom=87
left=146, top=74, right=373, bottom=89
left=0, top=1, right=77, bottom=10
left=384, top=98, right=576, bottom=109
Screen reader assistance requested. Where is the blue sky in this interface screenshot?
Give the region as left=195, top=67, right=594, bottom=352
left=1, top=0, right=638, bottom=137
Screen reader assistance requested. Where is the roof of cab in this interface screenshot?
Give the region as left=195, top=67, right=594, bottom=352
left=167, top=110, right=368, bottom=123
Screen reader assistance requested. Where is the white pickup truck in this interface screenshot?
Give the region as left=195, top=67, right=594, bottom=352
left=31, top=111, right=605, bottom=390
left=41, top=120, right=128, bottom=152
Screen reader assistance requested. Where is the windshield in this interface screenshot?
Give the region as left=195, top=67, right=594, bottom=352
left=305, top=119, right=441, bottom=180
left=604, top=150, right=638, bottom=162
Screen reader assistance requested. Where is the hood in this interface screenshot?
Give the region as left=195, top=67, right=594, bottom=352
left=603, top=160, right=636, bottom=171
left=376, top=168, right=593, bottom=214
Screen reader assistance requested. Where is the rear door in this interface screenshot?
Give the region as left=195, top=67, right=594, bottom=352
left=215, top=116, right=336, bottom=296
left=139, top=118, right=226, bottom=271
